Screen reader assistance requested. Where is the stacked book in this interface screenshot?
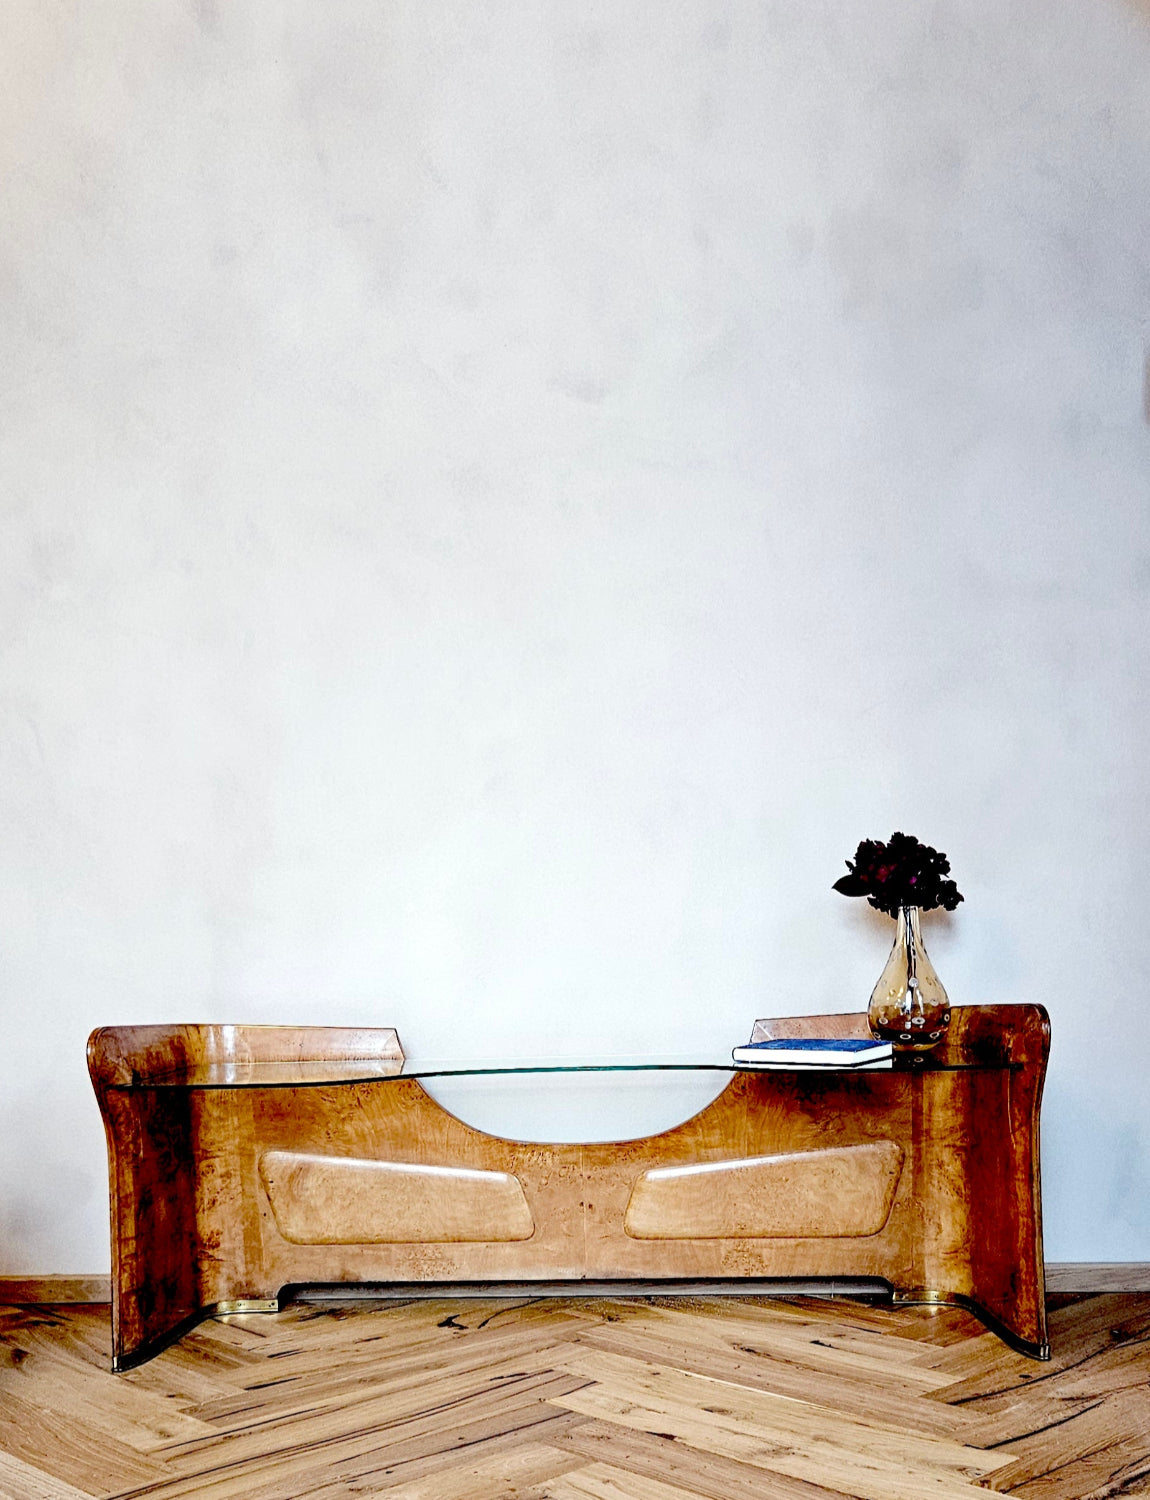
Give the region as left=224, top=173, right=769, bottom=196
left=731, top=1036, right=893, bottom=1069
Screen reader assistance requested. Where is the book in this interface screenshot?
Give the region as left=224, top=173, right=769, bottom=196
left=731, top=1037, right=893, bottom=1067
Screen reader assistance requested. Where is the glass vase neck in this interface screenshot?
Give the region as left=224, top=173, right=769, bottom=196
left=897, top=903, right=921, bottom=952
left=868, top=904, right=950, bottom=1050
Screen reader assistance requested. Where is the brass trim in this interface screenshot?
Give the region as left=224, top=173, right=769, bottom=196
left=214, top=1298, right=279, bottom=1315
left=891, top=1288, right=950, bottom=1305
left=891, top=1288, right=1050, bottom=1360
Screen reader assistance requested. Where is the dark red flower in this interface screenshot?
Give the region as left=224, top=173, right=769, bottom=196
left=833, top=832, right=963, bottom=917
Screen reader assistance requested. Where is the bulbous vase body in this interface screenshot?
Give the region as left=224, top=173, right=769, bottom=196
left=867, top=906, right=950, bottom=1051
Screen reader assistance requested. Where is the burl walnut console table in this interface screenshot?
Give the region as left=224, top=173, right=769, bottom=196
left=88, top=1003, right=1049, bottom=1370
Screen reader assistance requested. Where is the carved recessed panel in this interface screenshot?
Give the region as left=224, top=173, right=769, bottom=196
left=624, top=1141, right=905, bottom=1240
left=259, top=1151, right=535, bottom=1244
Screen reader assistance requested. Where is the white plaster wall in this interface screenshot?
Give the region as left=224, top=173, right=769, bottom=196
left=2, top=0, right=1149, bottom=1273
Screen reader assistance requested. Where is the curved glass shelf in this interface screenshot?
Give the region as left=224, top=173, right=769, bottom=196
left=119, top=1053, right=1015, bottom=1090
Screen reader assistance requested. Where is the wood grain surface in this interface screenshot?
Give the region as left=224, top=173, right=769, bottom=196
left=622, top=1141, right=906, bottom=1239
left=258, top=1151, right=536, bottom=1244
left=87, top=1006, right=1050, bottom=1370
left=2, top=1291, right=1148, bottom=1499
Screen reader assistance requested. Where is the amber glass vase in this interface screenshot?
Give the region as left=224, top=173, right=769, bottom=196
left=867, top=906, right=951, bottom=1051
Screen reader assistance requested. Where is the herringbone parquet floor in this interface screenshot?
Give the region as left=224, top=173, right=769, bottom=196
left=1, top=1292, right=1149, bottom=1500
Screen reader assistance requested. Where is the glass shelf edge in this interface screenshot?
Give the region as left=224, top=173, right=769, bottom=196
left=114, top=1056, right=1019, bottom=1090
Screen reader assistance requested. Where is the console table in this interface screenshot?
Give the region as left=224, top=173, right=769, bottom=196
left=87, top=1003, right=1049, bottom=1370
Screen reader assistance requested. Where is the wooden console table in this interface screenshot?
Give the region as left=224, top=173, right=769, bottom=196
left=87, top=1003, right=1049, bottom=1370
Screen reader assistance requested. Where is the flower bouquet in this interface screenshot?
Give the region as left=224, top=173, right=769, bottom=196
left=834, top=833, right=962, bottom=1050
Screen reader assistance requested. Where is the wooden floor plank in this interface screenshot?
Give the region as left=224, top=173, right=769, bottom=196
left=0, top=1390, right=165, bottom=1498
left=549, top=1382, right=1010, bottom=1499
left=2, top=1296, right=1149, bottom=1500
left=182, top=1317, right=592, bottom=1429
left=0, top=1450, right=99, bottom=1500
left=153, top=1368, right=592, bottom=1480
left=981, top=1386, right=1150, bottom=1498
left=296, top=1416, right=589, bottom=1499
left=551, top=1420, right=855, bottom=1500
left=178, top=1336, right=582, bottom=1428
left=548, top=1347, right=1012, bottom=1474
left=531, top=1464, right=705, bottom=1499
left=926, top=1294, right=1150, bottom=1396
left=0, top=1308, right=112, bottom=1375
left=116, top=1409, right=587, bottom=1500
left=616, top=1298, right=962, bottom=1380
left=373, top=1440, right=583, bottom=1498
left=584, top=1299, right=960, bottom=1385
left=0, top=1337, right=215, bottom=1452
left=110, top=1371, right=590, bottom=1498
left=564, top=1322, right=982, bottom=1442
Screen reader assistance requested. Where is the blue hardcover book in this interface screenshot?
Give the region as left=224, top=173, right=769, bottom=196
left=731, top=1036, right=892, bottom=1067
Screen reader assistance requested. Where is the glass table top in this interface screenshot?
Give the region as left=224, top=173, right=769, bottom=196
left=119, top=1052, right=1015, bottom=1089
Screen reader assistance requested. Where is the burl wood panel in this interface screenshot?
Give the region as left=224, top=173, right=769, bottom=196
left=258, top=1151, right=535, bottom=1244
left=623, top=1142, right=905, bottom=1240
left=88, top=1004, right=1049, bottom=1371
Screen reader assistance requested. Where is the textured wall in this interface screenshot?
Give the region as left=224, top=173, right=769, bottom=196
left=2, top=1, right=1149, bottom=1272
